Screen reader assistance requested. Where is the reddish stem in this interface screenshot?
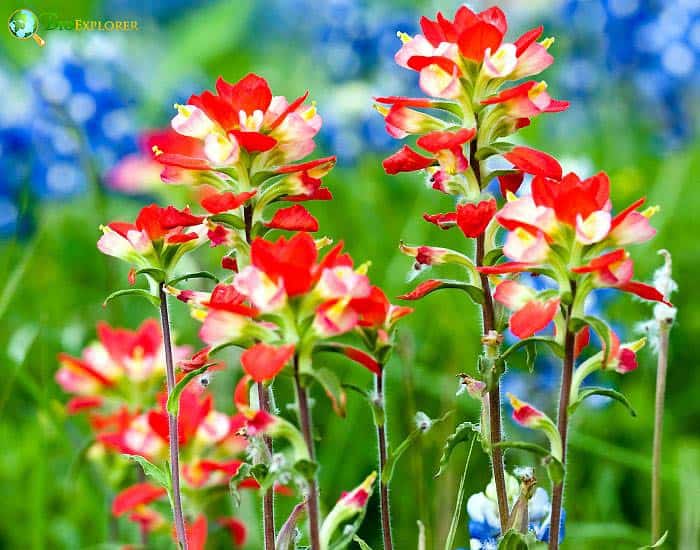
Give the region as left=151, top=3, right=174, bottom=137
left=375, top=371, right=394, bottom=550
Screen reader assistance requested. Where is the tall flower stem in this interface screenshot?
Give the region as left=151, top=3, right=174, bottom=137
left=651, top=323, right=670, bottom=543
left=244, top=202, right=276, bottom=550
left=293, top=358, right=321, bottom=550
left=471, top=139, right=509, bottom=532
left=549, top=293, right=576, bottom=550
left=375, top=370, right=393, bottom=550
left=257, top=382, right=276, bottom=550
left=158, top=283, right=188, bottom=550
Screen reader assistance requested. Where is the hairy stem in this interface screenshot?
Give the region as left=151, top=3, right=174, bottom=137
left=375, top=371, right=394, bottom=550
left=651, top=324, right=670, bottom=543
left=476, top=233, right=509, bottom=532
left=158, top=283, right=188, bottom=550
left=549, top=296, right=576, bottom=550
left=471, top=137, right=509, bottom=532
left=257, top=381, right=276, bottom=550
left=294, top=360, right=321, bottom=550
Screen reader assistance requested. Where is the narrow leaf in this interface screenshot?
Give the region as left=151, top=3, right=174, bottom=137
left=103, top=288, right=159, bottom=308
left=135, top=267, right=167, bottom=283
left=638, top=530, right=668, bottom=549
left=343, top=383, right=384, bottom=427
left=501, top=337, right=564, bottom=361
left=125, top=454, right=170, bottom=492
left=166, top=364, right=214, bottom=415
left=276, top=500, right=307, bottom=550
left=443, top=435, right=477, bottom=550
left=229, top=462, right=253, bottom=508
left=570, top=386, right=636, bottom=417
left=310, top=367, right=347, bottom=417
left=209, top=213, right=246, bottom=229
left=475, top=141, right=514, bottom=161
left=167, top=271, right=220, bottom=286
left=353, top=535, right=374, bottom=550
left=434, top=421, right=480, bottom=478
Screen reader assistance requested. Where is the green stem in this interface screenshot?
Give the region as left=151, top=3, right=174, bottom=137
left=651, top=324, right=670, bottom=543
left=444, top=435, right=477, bottom=550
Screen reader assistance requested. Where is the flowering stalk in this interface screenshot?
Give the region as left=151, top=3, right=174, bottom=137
left=549, top=286, right=576, bottom=550
left=651, top=324, right=669, bottom=543
left=473, top=143, right=509, bottom=532
left=375, top=368, right=393, bottom=550
left=157, top=282, right=188, bottom=550
left=650, top=250, right=676, bottom=543
left=294, top=356, right=321, bottom=550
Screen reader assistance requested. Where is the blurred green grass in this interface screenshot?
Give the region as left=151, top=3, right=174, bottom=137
left=1, top=1, right=700, bottom=549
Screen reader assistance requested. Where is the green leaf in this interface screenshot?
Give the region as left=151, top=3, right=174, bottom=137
left=209, top=213, right=246, bottom=229
left=277, top=500, right=307, bottom=550
left=475, top=141, right=514, bottom=161
left=310, top=368, right=347, bottom=417
left=483, top=247, right=504, bottom=266
left=569, top=387, right=637, bottom=417
left=125, top=454, right=170, bottom=492
left=166, top=364, right=214, bottom=415
left=417, top=279, right=484, bottom=304
left=353, top=535, right=374, bottom=550
left=498, top=529, right=547, bottom=549
left=229, top=462, right=253, bottom=508
left=482, top=169, right=520, bottom=184
left=103, top=288, right=160, bottom=308
left=572, top=315, right=612, bottom=365
left=383, top=411, right=452, bottom=485
left=294, top=459, right=319, bottom=482
left=501, top=337, right=565, bottom=362
left=494, top=441, right=565, bottom=484
left=167, top=271, right=220, bottom=286
left=135, top=267, right=167, bottom=283
left=434, top=421, right=480, bottom=478
left=638, top=531, right=668, bottom=549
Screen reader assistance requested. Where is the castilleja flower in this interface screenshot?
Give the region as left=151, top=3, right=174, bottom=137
left=494, top=280, right=560, bottom=338
left=508, top=394, right=562, bottom=460
left=319, top=472, right=377, bottom=548
left=98, top=203, right=207, bottom=273
left=160, top=74, right=326, bottom=173
left=56, top=320, right=190, bottom=412
left=112, top=482, right=167, bottom=533
left=423, top=198, right=497, bottom=237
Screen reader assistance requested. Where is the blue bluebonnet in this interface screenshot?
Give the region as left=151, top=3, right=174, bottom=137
left=464, top=476, right=565, bottom=548
left=558, top=0, right=700, bottom=146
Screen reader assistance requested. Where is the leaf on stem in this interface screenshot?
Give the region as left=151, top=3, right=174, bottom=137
left=343, top=383, right=385, bottom=427
left=309, top=367, right=347, bottom=417
left=167, top=271, right=220, bottom=286
left=103, top=288, right=160, bottom=308
left=637, top=530, right=668, bottom=549
left=569, top=387, right=636, bottom=417
left=497, top=529, right=547, bottom=549
left=434, top=421, right=480, bottom=478
left=134, top=267, right=167, bottom=283
left=125, top=454, right=171, bottom=493
left=572, top=315, right=612, bottom=365
left=353, top=535, right=374, bottom=550
left=276, top=500, right=307, bottom=550
left=494, top=441, right=564, bottom=484
left=166, top=363, right=215, bottom=415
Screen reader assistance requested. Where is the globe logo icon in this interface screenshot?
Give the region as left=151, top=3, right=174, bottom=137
left=8, top=9, right=45, bottom=46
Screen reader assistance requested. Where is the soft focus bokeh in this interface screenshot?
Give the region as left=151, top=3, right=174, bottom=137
left=1, top=0, right=699, bottom=548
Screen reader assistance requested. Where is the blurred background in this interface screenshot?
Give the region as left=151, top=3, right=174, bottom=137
left=1, top=0, right=699, bottom=548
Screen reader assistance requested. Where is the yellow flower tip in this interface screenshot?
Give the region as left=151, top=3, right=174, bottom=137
left=506, top=190, right=518, bottom=202
left=540, top=37, right=555, bottom=50
left=361, top=471, right=378, bottom=490
left=174, top=103, right=190, bottom=117
left=626, top=336, right=647, bottom=353
left=315, top=236, right=333, bottom=249
left=507, top=392, right=525, bottom=409
left=642, top=205, right=660, bottom=218
left=397, top=31, right=411, bottom=44
left=531, top=81, right=548, bottom=96
left=191, top=309, right=207, bottom=321
left=373, top=104, right=389, bottom=117
left=152, top=145, right=163, bottom=157
left=356, top=261, right=371, bottom=275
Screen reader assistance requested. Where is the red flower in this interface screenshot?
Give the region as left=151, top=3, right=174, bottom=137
left=182, top=514, right=208, bottom=550
left=532, top=171, right=610, bottom=226
left=240, top=343, right=295, bottom=383
left=200, top=190, right=257, bottom=214
left=398, top=279, right=446, bottom=300
left=112, top=483, right=166, bottom=517
left=218, top=517, right=247, bottom=546
left=456, top=199, right=497, bottom=238
left=249, top=232, right=319, bottom=296
left=502, top=146, right=562, bottom=180
left=383, top=145, right=434, bottom=174
left=265, top=204, right=319, bottom=232
left=481, top=80, right=569, bottom=119
left=494, top=280, right=560, bottom=338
